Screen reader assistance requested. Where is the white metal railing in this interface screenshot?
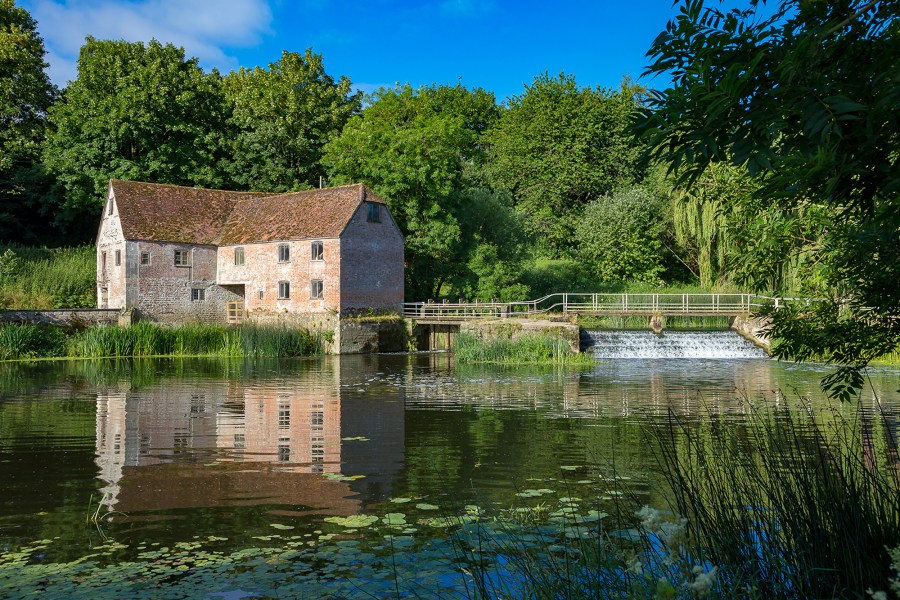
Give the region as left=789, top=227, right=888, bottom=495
left=404, top=293, right=807, bottom=320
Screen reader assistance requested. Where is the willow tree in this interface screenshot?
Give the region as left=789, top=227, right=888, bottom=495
left=637, top=0, right=900, bottom=398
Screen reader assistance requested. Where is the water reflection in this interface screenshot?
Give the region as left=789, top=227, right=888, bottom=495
left=94, top=358, right=405, bottom=517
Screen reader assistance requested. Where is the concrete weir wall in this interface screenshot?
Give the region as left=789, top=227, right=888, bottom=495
left=730, top=314, right=771, bottom=351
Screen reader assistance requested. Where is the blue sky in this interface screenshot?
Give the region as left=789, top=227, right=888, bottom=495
left=22, top=0, right=691, bottom=102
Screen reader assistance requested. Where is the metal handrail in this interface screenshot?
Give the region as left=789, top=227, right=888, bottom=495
left=403, top=293, right=809, bottom=319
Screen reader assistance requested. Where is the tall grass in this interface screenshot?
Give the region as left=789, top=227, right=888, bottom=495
left=653, top=403, right=900, bottom=598
left=0, top=245, right=95, bottom=309
left=454, top=332, right=594, bottom=366
left=0, top=322, right=322, bottom=360
left=0, top=323, right=68, bottom=360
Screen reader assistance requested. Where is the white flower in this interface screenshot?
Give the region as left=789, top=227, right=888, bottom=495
left=688, top=565, right=718, bottom=598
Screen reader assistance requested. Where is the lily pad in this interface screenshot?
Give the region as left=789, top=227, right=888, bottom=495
left=270, top=524, right=294, bottom=530
left=324, top=514, right=379, bottom=528
left=382, top=513, right=407, bottom=526
left=415, top=503, right=439, bottom=511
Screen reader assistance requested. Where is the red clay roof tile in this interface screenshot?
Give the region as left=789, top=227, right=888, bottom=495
left=110, top=180, right=386, bottom=245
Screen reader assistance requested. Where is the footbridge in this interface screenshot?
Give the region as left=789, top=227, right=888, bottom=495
left=404, top=293, right=798, bottom=322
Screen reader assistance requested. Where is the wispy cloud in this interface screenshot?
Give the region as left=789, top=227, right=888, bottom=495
left=29, top=0, right=274, bottom=84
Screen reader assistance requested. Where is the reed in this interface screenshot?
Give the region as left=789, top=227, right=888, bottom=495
left=652, top=403, right=900, bottom=598
left=0, top=323, right=68, bottom=360
left=454, top=332, right=594, bottom=366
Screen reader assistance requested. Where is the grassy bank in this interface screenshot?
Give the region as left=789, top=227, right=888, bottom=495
left=0, top=322, right=322, bottom=361
left=454, top=332, right=594, bottom=366
left=0, top=245, right=95, bottom=309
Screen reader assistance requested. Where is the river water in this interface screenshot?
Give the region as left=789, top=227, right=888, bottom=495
left=1, top=344, right=898, bottom=597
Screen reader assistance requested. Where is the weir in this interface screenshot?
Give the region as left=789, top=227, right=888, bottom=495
left=582, top=330, right=770, bottom=359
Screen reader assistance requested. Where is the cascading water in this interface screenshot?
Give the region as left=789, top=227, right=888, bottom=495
left=583, top=330, right=770, bottom=359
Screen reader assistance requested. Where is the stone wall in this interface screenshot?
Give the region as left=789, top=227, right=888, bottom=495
left=0, top=309, right=121, bottom=326
left=96, top=194, right=126, bottom=309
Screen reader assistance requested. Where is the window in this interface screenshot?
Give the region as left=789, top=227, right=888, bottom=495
left=107, top=200, right=114, bottom=216
left=191, top=288, right=205, bottom=301
left=258, top=290, right=264, bottom=300
left=140, top=252, right=150, bottom=266
left=278, top=243, right=290, bottom=263
left=367, top=202, right=381, bottom=223
left=174, top=250, right=190, bottom=266
left=278, top=400, right=290, bottom=428
left=234, top=247, right=244, bottom=266
left=310, top=279, right=324, bottom=299
left=114, top=250, right=121, bottom=266
left=311, top=241, right=324, bottom=261
left=278, top=281, right=290, bottom=299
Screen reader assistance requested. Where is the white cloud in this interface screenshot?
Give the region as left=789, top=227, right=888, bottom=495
left=29, top=0, right=274, bottom=84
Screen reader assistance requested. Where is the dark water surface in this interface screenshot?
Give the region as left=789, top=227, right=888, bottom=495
left=0, top=353, right=898, bottom=597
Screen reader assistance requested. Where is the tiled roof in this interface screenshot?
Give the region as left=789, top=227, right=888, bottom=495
left=110, top=180, right=385, bottom=245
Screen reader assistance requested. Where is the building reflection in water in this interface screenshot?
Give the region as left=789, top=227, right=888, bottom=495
left=95, top=356, right=405, bottom=517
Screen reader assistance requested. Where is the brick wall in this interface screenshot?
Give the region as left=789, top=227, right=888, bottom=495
left=217, top=238, right=341, bottom=319
left=339, top=202, right=404, bottom=313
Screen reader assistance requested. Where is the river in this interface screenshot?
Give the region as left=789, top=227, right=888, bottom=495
left=1, top=348, right=898, bottom=597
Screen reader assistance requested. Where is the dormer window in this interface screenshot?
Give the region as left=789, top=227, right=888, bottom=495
left=367, top=202, right=381, bottom=223
left=311, top=241, right=324, bottom=261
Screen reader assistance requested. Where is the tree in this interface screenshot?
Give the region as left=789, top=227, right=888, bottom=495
left=575, top=186, right=666, bottom=284
left=486, top=73, right=644, bottom=256
left=637, top=0, right=900, bottom=398
left=223, top=49, right=360, bottom=192
left=43, top=38, right=230, bottom=226
left=0, top=0, right=56, bottom=242
left=322, top=84, right=507, bottom=300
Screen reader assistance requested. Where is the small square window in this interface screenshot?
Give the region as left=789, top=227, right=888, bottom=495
left=174, top=250, right=190, bottom=266
left=140, top=252, right=150, bottom=266
left=311, top=241, right=324, bottom=261
left=367, top=202, right=381, bottom=223
left=114, top=250, right=121, bottom=266
left=191, top=288, right=205, bottom=301
left=310, top=279, right=323, bottom=299
left=278, top=244, right=290, bottom=263
left=278, top=281, right=290, bottom=299
left=234, top=247, right=244, bottom=266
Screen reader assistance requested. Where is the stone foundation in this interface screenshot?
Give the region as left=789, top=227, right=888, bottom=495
left=0, top=309, right=122, bottom=327
left=730, top=314, right=771, bottom=352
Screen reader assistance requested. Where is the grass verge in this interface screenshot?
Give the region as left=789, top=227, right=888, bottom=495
left=454, top=332, right=595, bottom=367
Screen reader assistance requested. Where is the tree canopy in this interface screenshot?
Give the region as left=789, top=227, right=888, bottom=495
left=0, top=0, right=56, bottom=242
left=638, top=0, right=900, bottom=397
left=223, top=49, right=360, bottom=192
left=487, top=73, right=644, bottom=256
left=43, top=38, right=230, bottom=227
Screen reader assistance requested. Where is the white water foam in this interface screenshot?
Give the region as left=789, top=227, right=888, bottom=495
left=584, top=330, right=770, bottom=359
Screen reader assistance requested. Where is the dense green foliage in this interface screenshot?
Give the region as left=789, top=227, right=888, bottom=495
left=323, top=84, right=529, bottom=300
left=638, top=0, right=900, bottom=391
left=575, top=186, right=666, bottom=284
left=43, top=38, right=230, bottom=229
left=486, top=73, right=644, bottom=255
left=0, top=0, right=56, bottom=243
left=0, top=322, right=322, bottom=360
left=454, top=332, right=594, bottom=366
left=0, top=245, right=94, bottom=309
left=223, top=49, right=360, bottom=192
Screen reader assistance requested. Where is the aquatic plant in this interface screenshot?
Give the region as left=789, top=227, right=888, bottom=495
left=0, top=322, right=67, bottom=360
left=454, top=332, right=594, bottom=366
left=653, top=401, right=900, bottom=598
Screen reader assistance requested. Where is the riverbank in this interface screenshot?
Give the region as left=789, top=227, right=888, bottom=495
left=0, top=321, right=322, bottom=361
